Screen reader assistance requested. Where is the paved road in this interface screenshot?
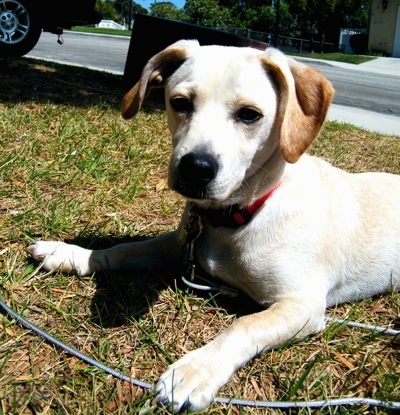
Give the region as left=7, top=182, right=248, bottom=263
left=27, top=31, right=130, bottom=74
left=303, top=60, right=399, bottom=116
left=27, top=31, right=400, bottom=135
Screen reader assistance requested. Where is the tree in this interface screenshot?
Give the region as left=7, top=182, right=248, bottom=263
left=114, top=0, right=148, bottom=27
left=150, top=2, right=189, bottom=20
left=336, top=0, right=369, bottom=28
left=183, top=0, right=233, bottom=29
left=131, top=2, right=149, bottom=15
left=284, top=0, right=369, bottom=45
left=242, top=5, right=274, bottom=32
left=95, top=0, right=120, bottom=22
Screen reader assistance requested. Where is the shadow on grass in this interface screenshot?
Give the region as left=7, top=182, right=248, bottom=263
left=4, top=56, right=260, bottom=328
left=62, top=234, right=264, bottom=329
left=91, top=269, right=263, bottom=330
left=0, top=57, right=165, bottom=113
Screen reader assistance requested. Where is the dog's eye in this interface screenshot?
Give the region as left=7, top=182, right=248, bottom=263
left=170, top=97, right=194, bottom=114
left=235, top=107, right=262, bottom=124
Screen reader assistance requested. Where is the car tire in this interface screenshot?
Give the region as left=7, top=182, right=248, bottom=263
left=0, top=0, right=42, bottom=57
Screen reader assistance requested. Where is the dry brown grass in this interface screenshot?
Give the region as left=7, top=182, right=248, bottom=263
left=0, top=57, right=399, bottom=415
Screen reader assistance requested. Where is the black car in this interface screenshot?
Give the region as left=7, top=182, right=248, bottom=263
left=0, top=0, right=102, bottom=57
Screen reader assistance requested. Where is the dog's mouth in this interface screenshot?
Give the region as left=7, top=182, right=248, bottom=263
left=171, top=175, right=217, bottom=202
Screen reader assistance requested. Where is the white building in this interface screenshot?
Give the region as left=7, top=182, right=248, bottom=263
left=97, top=20, right=126, bottom=30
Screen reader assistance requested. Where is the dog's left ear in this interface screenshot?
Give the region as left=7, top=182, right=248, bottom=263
left=121, top=40, right=198, bottom=120
left=261, top=51, right=334, bottom=163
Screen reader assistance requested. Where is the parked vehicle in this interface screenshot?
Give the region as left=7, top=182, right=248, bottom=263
left=0, top=0, right=101, bottom=57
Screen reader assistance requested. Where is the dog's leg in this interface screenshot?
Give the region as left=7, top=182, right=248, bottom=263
left=153, top=295, right=326, bottom=412
left=28, top=230, right=181, bottom=276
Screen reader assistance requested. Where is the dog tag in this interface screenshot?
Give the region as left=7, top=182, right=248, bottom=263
left=184, top=209, right=202, bottom=243
left=181, top=241, right=192, bottom=268
left=181, top=207, right=202, bottom=281
left=182, top=240, right=197, bottom=281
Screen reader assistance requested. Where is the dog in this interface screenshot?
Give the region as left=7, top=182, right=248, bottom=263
left=29, top=40, right=400, bottom=413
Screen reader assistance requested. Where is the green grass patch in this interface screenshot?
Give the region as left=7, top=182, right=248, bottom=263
left=0, top=57, right=399, bottom=414
left=71, top=26, right=132, bottom=37
left=289, top=52, right=376, bottom=65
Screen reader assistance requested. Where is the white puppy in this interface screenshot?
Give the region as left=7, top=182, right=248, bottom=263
left=29, top=40, right=400, bottom=413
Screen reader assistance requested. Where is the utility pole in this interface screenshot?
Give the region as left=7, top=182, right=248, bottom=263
left=128, top=0, right=132, bottom=30
left=273, top=0, right=280, bottom=47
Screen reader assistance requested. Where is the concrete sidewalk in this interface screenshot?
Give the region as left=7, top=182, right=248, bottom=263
left=327, top=104, right=400, bottom=136
left=353, top=56, right=400, bottom=77
left=295, top=56, right=400, bottom=78
left=295, top=56, right=400, bottom=136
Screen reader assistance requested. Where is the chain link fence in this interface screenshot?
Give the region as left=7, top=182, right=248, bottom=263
left=228, top=28, right=345, bottom=53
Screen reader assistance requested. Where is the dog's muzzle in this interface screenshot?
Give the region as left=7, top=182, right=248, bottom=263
left=173, top=152, right=219, bottom=199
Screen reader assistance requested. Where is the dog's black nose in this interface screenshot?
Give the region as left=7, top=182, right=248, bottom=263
left=179, top=152, right=219, bottom=186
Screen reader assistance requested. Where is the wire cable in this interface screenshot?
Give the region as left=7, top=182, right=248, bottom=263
left=326, top=316, right=400, bottom=336
left=214, top=396, right=400, bottom=409
left=1, top=296, right=399, bottom=410
left=0, top=297, right=152, bottom=390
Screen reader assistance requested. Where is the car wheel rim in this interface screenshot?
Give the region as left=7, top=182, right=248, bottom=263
left=0, top=0, right=30, bottom=45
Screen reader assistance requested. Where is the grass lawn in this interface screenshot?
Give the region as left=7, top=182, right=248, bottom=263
left=0, top=57, right=399, bottom=414
left=288, top=52, right=375, bottom=65
left=72, top=26, right=133, bottom=37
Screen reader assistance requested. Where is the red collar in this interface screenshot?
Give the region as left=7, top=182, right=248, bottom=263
left=195, top=180, right=283, bottom=228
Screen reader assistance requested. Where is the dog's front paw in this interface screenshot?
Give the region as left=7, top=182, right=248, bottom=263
left=153, top=347, right=232, bottom=413
left=28, top=241, right=94, bottom=276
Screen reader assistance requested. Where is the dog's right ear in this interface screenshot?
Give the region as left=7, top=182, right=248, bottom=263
left=121, top=40, right=198, bottom=120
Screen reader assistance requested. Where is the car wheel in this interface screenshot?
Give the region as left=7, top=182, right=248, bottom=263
left=0, top=0, right=42, bottom=57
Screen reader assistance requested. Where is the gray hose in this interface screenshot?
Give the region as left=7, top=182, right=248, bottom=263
left=1, top=296, right=399, bottom=410
left=0, top=297, right=151, bottom=390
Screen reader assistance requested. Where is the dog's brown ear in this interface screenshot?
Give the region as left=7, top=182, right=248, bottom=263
left=262, top=52, right=334, bottom=163
left=121, top=40, right=197, bottom=120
